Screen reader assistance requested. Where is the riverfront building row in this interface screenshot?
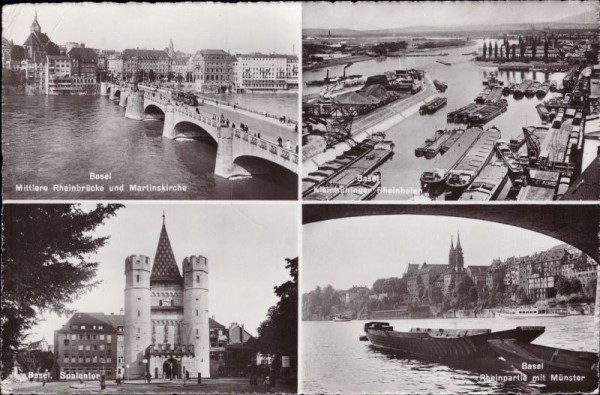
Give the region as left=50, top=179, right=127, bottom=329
left=402, top=240, right=597, bottom=303
left=1, top=13, right=299, bottom=95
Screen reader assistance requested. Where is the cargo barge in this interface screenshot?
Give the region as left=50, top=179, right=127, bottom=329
left=513, top=79, right=532, bottom=98
left=304, top=139, right=394, bottom=200
left=420, top=126, right=484, bottom=196
left=525, top=81, right=541, bottom=97
left=458, top=160, right=509, bottom=201
left=419, top=96, right=447, bottom=115
left=439, top=128, right=465, bottom=154
left=422, top=129, right=455, bottom=159
left=445, top=126, right=502, bottom=196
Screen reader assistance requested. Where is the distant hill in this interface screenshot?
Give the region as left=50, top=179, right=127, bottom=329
left=552, top=9, right=598, bottom=24
left=304, top=12, right=598, bottom=37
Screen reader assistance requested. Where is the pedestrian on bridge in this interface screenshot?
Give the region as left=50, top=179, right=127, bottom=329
left=277, top=136, right=283, bottom=147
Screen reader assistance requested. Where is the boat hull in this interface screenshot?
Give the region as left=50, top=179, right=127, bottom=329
left=365, top=326, right=545, bottom=360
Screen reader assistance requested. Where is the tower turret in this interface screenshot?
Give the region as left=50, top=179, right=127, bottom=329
left=455, top=232, right=464, bottom=272
left=124, top=254, right=152, bottom=379
left=31, top=11, right=41, bottom=34
left=182, top=255, right=210, bottom=378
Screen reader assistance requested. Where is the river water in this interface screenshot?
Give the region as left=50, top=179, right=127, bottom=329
left=301, top=316, right=597, bottom=394
left=303, top=40, right=566, bottom=200
left=2, top=94, right=297, bottom=200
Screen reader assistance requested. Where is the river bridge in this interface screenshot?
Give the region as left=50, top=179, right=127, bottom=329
left=101, top=82, right=298, bottom=178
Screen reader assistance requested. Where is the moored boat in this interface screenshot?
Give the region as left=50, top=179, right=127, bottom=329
left=415, top=129, right=444, bottom=157
left=361, top=322, right=545, bottom=359
left=445, top=126, right=502, bottom=196
left=495, top=139, right=523, bottom=175
left=433, top=80, right=448, bottom=92
left=458, top=161, right=508, bottom=201
left=419, top=96, right=447, bottom=115
left=536, top=81, right=551, bottom=97
left=332, top=315, right=352, bottom=322
left=439, top=128, right=464, bottom=154
left=497, top=305, right=568, bottom=318
left=424, top=129, right=454, bottom=159
left=513, top=80, right=532, bottom=98
left=525, top=81, right=541, bottom=97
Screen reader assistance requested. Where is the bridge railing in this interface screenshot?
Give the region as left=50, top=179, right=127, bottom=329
left=233, top=128, right=299, bottom=165
left=139, top=83, right=298, bottom=126
left=144, top=94, right=298, bottom=165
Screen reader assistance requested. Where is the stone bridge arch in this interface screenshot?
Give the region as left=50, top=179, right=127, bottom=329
left=303, top=205, right=599, bottom=261
left=172, top=120, right=218, bottom=142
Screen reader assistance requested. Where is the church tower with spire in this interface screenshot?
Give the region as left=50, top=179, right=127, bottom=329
left=448, top=232, right=465, bottom=272
left=455, top=232, right=464, bottom=272
left=31, top=11, right=41, bottom=33
left=124, top=213, right=210, bottom=380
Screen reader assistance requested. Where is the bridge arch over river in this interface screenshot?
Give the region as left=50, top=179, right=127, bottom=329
left=103, top=82, right=298, bottom=178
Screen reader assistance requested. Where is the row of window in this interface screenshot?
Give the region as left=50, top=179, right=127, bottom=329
left=63, top=356, right=112, bottom=364
left=71, top=344, right=111, bottom=351
left=67, top=333, right=112, bottom=341
left=70, top=325, right=107, bottom=331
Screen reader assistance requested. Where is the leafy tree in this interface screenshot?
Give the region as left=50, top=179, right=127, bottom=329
left=556, top=275, right=572, bottom=295
left=585, top=277, right=597, bottom=299
left=494, top=42, right=498, bottom=59
left=488, top=42, right=492, bottom=58
left=1, top=204, right=123, bottom=378
left=257, top=257, right=298, bottom=360
left=2, top=69, right=26, bottom=87
left=544, top=40, right=549, bottom=61
left=431, top=286, right=443, bottom=305
left=515, top=286, right=530, bottom=305
left=532, top=41, right=537, bottom=60
left=483, top=42, right=487, bottom=59
left=512, top=44, right=517, bottom=58
left=570, top=278, right=583, bottom=294
left=15, top=350, right=54, bottom=374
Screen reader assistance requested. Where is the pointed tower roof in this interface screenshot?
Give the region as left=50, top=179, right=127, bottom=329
left=450, top=235, right=454, bottom=250
left=150, top=213, right=182, bottom=283
left=31, top=11, right=41, bottom=34
left=456, top=232, right=462, bottom=250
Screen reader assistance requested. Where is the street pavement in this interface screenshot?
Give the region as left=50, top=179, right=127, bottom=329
left=3, top=377, right=296, bottom=394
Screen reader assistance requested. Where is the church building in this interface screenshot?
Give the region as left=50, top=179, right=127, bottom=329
left=22, top=12, right=59, bottom=62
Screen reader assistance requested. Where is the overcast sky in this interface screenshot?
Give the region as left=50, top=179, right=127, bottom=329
left=2, top=3, right=300, bottom=54
left=302, top=215, right=569, bottom=293
left=303, top=1, right=597, bottom=30
left=26, top=203, right=297, bottom=344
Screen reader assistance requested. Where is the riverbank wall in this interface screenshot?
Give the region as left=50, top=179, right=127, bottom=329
left=303, top=74, right=438, bottom=177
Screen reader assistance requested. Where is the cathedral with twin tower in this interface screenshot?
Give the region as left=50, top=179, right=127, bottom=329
left=124, top=214, right=209, bottom=379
